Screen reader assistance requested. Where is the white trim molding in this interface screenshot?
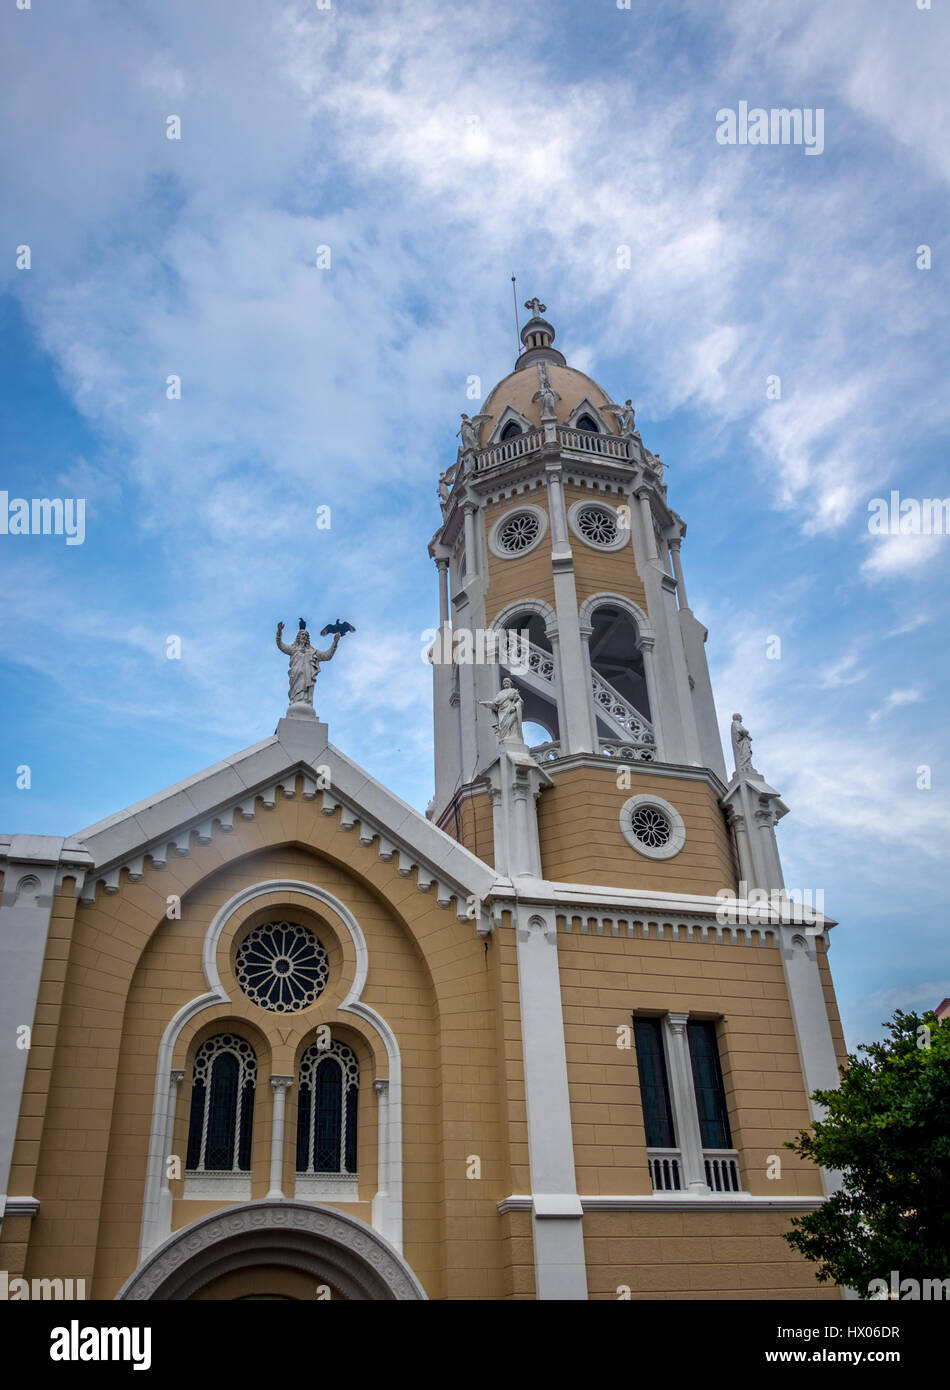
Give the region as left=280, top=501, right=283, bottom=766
left=139, top=879, right=404, bottom=1261
left=498, top=1194, right=825, bottom=1214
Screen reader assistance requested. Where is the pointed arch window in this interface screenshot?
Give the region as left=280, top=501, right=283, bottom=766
left=185, top=1034, right=256, bottom=1174
left=296, top=1040, right=359, bottom=1176
left=500, top=421, right=522, bottom=441
left=576, top=414, right=600, bottom=432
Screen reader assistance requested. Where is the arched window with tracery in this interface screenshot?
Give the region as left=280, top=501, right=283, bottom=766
left=296, top=1039, right=359, bottom=1176
left=185, top=1034, right=257, bottom=1174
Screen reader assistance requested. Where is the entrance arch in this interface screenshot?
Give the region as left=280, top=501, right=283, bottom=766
left=116, top=1201, right=427, bottom=1301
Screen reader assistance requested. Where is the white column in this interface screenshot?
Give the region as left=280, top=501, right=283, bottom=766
left=515, top=908, right=587, bottom=1299
left=638, top=491, right=659, bottom=561
left=547, top=465, right=595, bottom=754
left=637, top=636, right=664, bottom=759
left=0, top=851, right=63, bottom=1222
left=668, top=536, right=689, bottom=610
left=463, top=502, right=478, bottom=580
left=267, top=1075, right=293, bottom=1199
left=155, top=1067, right=184, bottom=1234
left=371, top=1077, right=403, bottom=1251
left=436, top=557, right=450, bottom=623
left=755, top=804, right=786, bottom=889
left=663, top=1013, right=709, bottom=1193
left=545, top=623, right=569, bottom=752
left=778, top=929, right=844, bottom=1197
left=546, top=464, right=570, bottom=556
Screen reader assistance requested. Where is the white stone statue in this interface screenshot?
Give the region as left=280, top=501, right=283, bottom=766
left=276, top=619, right=341, bottom=708
left=480, top=678, right=524, bottom=743
left=731, top=713, right=754, bottom=775
left=532, top=361, right=560, bottom=423
left=607, top=398, right=637, bottom=438
left=457, top=413, right=489, bottom=454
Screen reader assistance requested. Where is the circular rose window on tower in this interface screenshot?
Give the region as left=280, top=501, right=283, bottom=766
left=629, top=803, right=671, bottom=848
left=576, top=505, right=619, bottom=547
left=498, top=511, right=540, bottom=553
left=620, top=794, right=686, bottom=860
left=235, top=922, right=329, bottom=1012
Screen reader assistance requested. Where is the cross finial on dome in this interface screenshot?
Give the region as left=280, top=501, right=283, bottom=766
left=515, top=296, right=565, bottom=371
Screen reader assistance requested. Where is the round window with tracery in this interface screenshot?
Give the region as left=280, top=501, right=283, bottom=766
left=236, top=922, right=329, bottom=1012
left=620, top=794, right=686, bottom=860
left=498, top=511, right=541, bottom=553
left=628, top=804, right=671, bottom=848
left=576, top=505, right=619, bottom=547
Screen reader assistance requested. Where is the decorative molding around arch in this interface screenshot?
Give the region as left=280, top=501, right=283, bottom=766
left=563, top=397, right=613, bottom=434
left=139, top=880, right=404, bottom=1263
left=486, top=403, right=533, bottom=445
left=118, top=1200, right=427, bottom=1301
left=577, top=592, right=655, bottom=644
left=488, top=597, right=559, bottom=639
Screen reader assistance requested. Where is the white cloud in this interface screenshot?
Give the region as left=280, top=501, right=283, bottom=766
left=861, top=533, right=944, bottom=580
left=868, top=688, right=924, bottom=727
left=819, top=649, right=866, bottom=689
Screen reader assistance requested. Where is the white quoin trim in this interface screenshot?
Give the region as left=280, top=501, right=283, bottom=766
left=139, top=879, right=404, bottom=1261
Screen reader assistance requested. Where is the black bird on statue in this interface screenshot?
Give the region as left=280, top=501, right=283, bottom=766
left=320, top=619, right=356, bottom=637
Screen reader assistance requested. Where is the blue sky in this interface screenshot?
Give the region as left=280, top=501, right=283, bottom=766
left=1, top=0, right=948, bottom=1051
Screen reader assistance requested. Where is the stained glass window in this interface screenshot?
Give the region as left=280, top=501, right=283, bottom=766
left=296, top=1040, right=359, bottom=1174
left=186, top=1034, right=256, bottom=1172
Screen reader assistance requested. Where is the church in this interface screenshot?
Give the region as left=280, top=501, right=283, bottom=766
left=0, top=302, right=849, bottom=1300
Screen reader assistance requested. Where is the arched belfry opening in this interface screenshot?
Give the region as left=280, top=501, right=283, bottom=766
left=588, top=604, right=650, bottom=726
left=498, top=609, right=561, bottom=752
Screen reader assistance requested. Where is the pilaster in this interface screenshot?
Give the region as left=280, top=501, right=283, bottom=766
left=514, top=906, right=587, bottom=1299
left=267, top=1076, right=293, bottom=1199
left=662, top=1013, right=709, bottom=1194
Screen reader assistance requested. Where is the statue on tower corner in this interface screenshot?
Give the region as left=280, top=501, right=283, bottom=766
left=276, top=617, right=348, bottom=712
left=607, top=398, right=637, bottom=439
left=457, top=412, right=490, bottom=455
left=480, top=677, right=525, bottom=745
left=730, top=713, right=756, bottom=777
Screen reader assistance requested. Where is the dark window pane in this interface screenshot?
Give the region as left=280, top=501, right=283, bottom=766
left=314, top=1059, right=342, bottom=1172
left=296, top=1086, right=312, bottom=1172
left=186, top=1079, right=206, bottom=1170
left=576, top=415, right=598, bottom=432
left=237, top=1079, right=255, bottom=1171
left=206, top=1052, right=239, bottom=1170
left=633, top=1017, right=675, bottom=1148
left=501, top=421, right=521, bottom=440
left=687, top=1021, right=732, bottom=1150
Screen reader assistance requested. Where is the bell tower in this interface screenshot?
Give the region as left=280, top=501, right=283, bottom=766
left=428, top=301, right=761, bottom=899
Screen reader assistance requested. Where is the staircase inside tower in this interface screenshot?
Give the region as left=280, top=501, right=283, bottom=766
left=498, top=607, right=655, bottom=760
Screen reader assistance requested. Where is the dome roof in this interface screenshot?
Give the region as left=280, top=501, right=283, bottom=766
left=478, top=361, right=620, bottom=447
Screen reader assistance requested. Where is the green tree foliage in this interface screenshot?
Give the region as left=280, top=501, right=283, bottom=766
left=783, top=1009, right=950, bottom=1294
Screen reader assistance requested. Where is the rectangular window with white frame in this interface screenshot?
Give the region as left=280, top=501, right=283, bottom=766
left=632, top=1011, right=740, bottom=1195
